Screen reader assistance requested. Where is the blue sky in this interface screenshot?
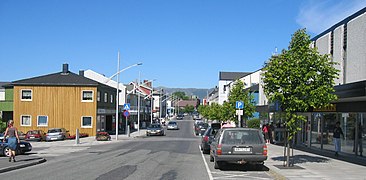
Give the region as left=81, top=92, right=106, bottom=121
left=1, top=0, right=365, bottom=88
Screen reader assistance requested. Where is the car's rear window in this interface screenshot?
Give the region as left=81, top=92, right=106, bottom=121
left=149, top=124, right=161, bottom=128
left=27, top=130, right=39, bottom=135
left=221, top=130, right=262, bottom=144
left=168, top=122, right=177, bottom=125
left=48, top=129, right=61, bottom=133
left=198, top=123, right=208, bottom=128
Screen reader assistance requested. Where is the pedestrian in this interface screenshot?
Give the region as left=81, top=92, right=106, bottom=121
left=333, top=121, right=344, bottom=157
left=263, top=124, right=270, bottom=144
left=2, top=120, right=20, bottom=162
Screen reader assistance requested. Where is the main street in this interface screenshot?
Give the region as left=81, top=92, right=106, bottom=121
left=3, top=117, right=273, bottom=180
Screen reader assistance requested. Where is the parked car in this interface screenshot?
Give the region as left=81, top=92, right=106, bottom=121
left=201, top=123, right=222, bottom=154
left=46, top=128, right=70, bottom=141
left=167, top=121, right=179, bottom=130
left=0, top=139, right=32, bottom=156
left=210, top=128, right=267, bottom=169
left=146, top=123, right=165, bottom=136
left=96, top=132, right=111, bottom=141
left=195, top=122, right=208, bottom=136
left=0, top=133, right=4, bottom=140
left=17, top=131, right=26, bottom=140
left=176, top=114, right=184, bottom=120
left=25, top=130, right=46, bottom=141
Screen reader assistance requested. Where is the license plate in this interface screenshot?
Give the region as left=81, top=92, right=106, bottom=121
left=234, top=147, right=251, bottom=152
left=51, top=137, right=57, bottom=140
left=30, top=137, right=35, bottom=139
left=201, top=129, right=206, bottom=131
left=20, top=144, right=25, bottom=147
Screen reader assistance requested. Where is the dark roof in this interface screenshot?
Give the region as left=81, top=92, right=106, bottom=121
left=0, top=82, right=11, bottom=88
left=12, top=71, right=99, bottom=87
left=311, top=6, right=366, bottom=41
left=219, top=72, right=251, bottom=81
left=334, top=80, right=366, bottom=99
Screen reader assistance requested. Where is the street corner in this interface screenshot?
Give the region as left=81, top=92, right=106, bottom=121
left=0, top=156, right=47, bottom=174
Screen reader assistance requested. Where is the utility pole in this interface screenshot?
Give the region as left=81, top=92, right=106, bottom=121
left=115, top=51, right=120, bottom=140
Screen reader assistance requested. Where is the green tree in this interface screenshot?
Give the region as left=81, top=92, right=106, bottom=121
left=182, top=105, right=195, bottom=114
left=262, top=29, right=338, bottom=166
left=172, top=91, right=189, bottom=100
left=247, top=118, right=261, bottom=129
left=0, top=118, right=6, bottom=132
left=227, top=80, right=256, bottom=127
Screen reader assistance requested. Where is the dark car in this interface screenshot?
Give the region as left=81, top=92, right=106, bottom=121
left=0, top=139, right=32, bottom=156
left=210, top=128, right=267, bottom=169
left=146, top=123, right=165, bottom=136
left=25, top=130, right=46, bottom=141
left=195, top=122, right=208, bottom=136
left=176, top=114, right=184, bottom=120
left=200, top=123, right=222, bottom=154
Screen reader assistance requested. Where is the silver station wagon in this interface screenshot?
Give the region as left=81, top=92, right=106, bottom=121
left=210, top=128, right=268, bottom=169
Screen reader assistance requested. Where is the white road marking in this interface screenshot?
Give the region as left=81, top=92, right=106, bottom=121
left=199, top=145, right=214, bottom=180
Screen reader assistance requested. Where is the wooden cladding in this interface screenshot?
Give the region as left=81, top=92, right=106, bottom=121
left=13, top=86, right=97, bottom=136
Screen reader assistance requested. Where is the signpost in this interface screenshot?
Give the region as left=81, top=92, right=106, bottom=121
left=123, top=104, right=131, bottom=136
left=236, top=101, right=244, bottom=127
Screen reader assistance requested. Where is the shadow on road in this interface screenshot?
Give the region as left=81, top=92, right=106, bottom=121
left=218, top=163, right=270, bottom=172
left=271, top=154, right=330, bottom=164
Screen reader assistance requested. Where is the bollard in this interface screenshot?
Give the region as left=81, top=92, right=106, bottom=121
left=76, top=129, right=80, bottom=145
left=127, top=125, right=130, bottom=137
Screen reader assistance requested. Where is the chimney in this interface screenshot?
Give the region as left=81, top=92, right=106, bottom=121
left=79, top=70, right=84, bottom=77
left=62, top=63, right=69, bottom=74
left=143, top=80, right=152, bottom=87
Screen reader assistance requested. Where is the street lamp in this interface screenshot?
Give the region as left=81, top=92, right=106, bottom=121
left=135, top=79, right=155, bottom=134
left=142, top=79, right=156, bottom=125
left=105, top=51, right=142, bottom=140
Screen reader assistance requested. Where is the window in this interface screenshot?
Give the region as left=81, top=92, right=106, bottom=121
left=81, top=116, right=92, bottom=128
left=21, top=89, right=32, bottom=101
left=82, top=90, right=93, bottom=102
left=21, top=115, right=31, bottom=126
left=37, top=115, right=48, bottom=127
left=110, top=94, right=113, bottom=103
left=104, top=93, right=108, bottom=103
left=97, top=91, right=101, bottom=102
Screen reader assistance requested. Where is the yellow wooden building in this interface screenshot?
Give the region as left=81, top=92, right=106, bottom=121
left=12, top=64, right=116, bottom=136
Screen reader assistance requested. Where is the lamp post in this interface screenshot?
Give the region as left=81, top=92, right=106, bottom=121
left=105, top=52, right=142, bottom=140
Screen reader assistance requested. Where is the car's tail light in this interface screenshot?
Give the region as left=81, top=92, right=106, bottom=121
left=203, top=136, right=209, bottom=142
left=217, top=144, right=222, bottom=155
left=263, top=145, right=268, bottom=156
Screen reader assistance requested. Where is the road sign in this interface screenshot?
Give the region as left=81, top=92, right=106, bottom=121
left=236, top=101, right=244, bottom=109
left=123, top=110, right=130, bottom=117
left=123, top=103, right=131, bottom=110
left=236, top=110, right=243, bottom=115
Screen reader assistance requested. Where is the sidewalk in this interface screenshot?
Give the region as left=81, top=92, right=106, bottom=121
left=266, top=144, right=366, bottom=179
left=0, top=129, right=146, bottom=173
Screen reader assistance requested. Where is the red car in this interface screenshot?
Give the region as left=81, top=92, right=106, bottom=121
left=25, top=130, right=46, bottom=141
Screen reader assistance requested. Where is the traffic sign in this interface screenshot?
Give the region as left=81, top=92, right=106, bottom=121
left=123, top=103, right=131, bottom=110
left=123, top=110, right=130, bottom=117
left=236, top=101, right=244, bottom=109
left=236, top=110, right=243, bottom=115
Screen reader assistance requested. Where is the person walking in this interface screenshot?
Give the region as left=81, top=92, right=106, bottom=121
left=263, top=124, right=270, bottom=144
left=2, top=120, right=20, bottom=162
left=333, top=121, right=344, bottom=157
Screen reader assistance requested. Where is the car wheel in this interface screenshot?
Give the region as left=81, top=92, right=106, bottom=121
left=3, top=146, right=11, bottom=157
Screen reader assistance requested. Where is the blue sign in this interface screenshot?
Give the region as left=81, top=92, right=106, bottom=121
left=123, top=103, right=130, bottom=110
left=123, top=110, right=130, bottom=117
left=236, top=101, right=244, bottom=109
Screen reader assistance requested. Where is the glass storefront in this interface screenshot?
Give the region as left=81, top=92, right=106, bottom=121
left=307, top=112, right=365, bottom=156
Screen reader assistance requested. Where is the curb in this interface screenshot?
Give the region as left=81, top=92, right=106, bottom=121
left=0, top=158, right=47, bottom=174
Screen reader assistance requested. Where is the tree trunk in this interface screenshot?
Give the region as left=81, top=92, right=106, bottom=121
left=286, top=133, right=290, bottom=167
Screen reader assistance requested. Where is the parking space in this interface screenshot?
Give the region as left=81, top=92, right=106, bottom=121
left=199, top=146, right=274, bottom=180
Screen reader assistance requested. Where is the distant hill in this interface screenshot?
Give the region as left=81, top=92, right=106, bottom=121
left=157, top=87, right=213, bottom=99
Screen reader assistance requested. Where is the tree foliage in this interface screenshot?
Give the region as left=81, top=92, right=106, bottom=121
left=262, top=28, right=339, bottom=140
left=228, top=80, right=256, bottom=126
left=172, top=91, right=189, bottom=100
left=182, top=105, right=195, bottom=114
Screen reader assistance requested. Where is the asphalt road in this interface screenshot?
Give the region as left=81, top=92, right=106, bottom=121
left=3, top=117, right=274, bottom=180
